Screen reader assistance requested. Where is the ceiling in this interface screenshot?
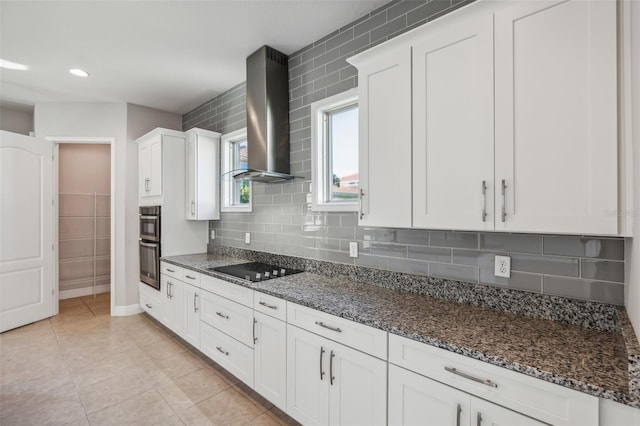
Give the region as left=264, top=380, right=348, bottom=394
left=0, top=0, right=387, bottom=114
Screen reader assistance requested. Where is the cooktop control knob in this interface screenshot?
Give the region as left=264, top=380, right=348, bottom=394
left=255, top=273, right=261, bottom=281
left=281, top=268, right=286, bottom=276
left=272, top=269, right=278, bottom=277
left=264, top=271, right=270, bottom=279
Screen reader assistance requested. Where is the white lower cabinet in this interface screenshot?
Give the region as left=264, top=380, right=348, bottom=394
left=253, top=311, right=287, bottom=411
left=389, top=364, right=544, bottom=426
left=286, top=324, right=387, bottom=426
left=183, top=283, right=200, bottom=349
left=201, top=321, right=254, bottom=386
left=160, top=275, right=184, bottom=336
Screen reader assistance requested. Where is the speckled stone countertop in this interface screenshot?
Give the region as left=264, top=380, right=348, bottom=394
left=162, top=253, right=637, bottom=407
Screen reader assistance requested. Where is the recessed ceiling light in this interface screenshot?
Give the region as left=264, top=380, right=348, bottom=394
left=69, top=68, right=89, bottom=77
left=0, top=59, right=29, bottom=70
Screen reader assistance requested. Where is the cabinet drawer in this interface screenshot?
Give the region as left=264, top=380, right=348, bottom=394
left=139, top=283, right=162, bottom=320
left=181, top=269, right=201, bottom=287
left=287, top=302, right=387, bottom=360
left=388, top=334, right=598, bottom=426
left=200, top=290, right=255, bottom=347
left=201, top=322, right=253, bottom=387
left=160, top=262, right=183, bottom=280
left=254, top=292, right=286, bottom=321
left=201, top=274, right=253, bottom=307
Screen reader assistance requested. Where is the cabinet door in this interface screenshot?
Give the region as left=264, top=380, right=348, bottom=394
left=183, top=283, right=200, bottom=349
left=389, top=364, right=471, bottom=426
left=148, top=137, right=163, bottom=197
left=494, top=0, right=617, bottom=234
left=186, top=136, right=197, bottom=219
left=138, top=142, right=151, bottom=197
left=328, top=340, right=387, bottom=426
left=412, top=13, right=494, bottom=230
left=355, top=46, right=412, bottom=228
left=286, top=324, right=330, bottom=426
left=160, top=275, right=184, bottom=336
left=254, top=311, right=287, bottom=411
left=472, top=397, right=545, bottom=426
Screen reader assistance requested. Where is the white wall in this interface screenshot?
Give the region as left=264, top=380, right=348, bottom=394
left=34, top=102, right=180, bottom=310
left=625, top=1, right=640, bottom=339
left=0, top=104, right=34, bottom=135
left=125, top=104, right=181, bottom=304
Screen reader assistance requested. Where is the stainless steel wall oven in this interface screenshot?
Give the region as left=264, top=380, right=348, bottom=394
left=139, top=206, right=161, bottom=290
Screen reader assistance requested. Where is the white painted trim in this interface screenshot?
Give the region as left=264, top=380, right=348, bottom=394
left=310, top=88, right=359, bottom=212
left=221, top=128, right=252, bottom=213
left=112, top=304, right=143, bottom=316
left=60, top=284, right=110, bottom=300
left=47, top=136, right=117, bottom=317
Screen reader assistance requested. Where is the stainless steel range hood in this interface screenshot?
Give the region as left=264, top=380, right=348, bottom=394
left=234, top=46, right=295, bottom=183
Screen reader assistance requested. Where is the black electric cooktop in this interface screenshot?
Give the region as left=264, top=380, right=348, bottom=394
left=209, top=262, right=303, bottom=282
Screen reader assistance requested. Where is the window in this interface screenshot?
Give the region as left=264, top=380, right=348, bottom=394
left=221, top=128, right=251, bottom=212
left=311, top=88, right=359, bottom=211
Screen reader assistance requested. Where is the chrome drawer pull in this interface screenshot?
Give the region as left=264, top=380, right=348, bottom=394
left=145, top=303, right=152, bottom=309
left=166, top=268, right=175, bottom=273
left=445, top=366, right=498, bottom=388
left=315, top=321, right=342, bottom=333
left=216, top=312, right=229, bottom=319
left=216, top=346, right=229, bottom=356
left=259, top=301, right=278, bottom=310
left=185, top=275, right=196, bottom=280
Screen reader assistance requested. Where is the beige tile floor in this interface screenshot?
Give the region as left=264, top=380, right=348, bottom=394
left=0, top=293, right=299, bottom=426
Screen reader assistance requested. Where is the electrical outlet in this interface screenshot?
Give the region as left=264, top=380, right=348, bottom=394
left=245, top=232, right=251, bottom=244
left=494, top=255, right=511, bottom=278
left=349, top=242, right=358, bottom=258
left=210, top=230, right=216, bottom=240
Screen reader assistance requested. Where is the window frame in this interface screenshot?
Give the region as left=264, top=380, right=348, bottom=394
left=221, top=128, right=252, bottom=213
left=310, top=88, right=359, bottom=212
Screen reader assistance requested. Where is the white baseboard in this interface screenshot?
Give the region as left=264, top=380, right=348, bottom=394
left=60, top=284, right=110, bottom=300
left=112, top=303, right=143, bottom=316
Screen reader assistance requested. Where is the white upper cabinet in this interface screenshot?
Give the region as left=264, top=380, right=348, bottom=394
left=494, top=0, right=618, bottom=235
left=412, top=13, right=495, bottom=230
left=348, top=46, right=412, bottom=228
left=185, top=128, right=221, bottom=221
left=138, top=136, right=162, bottom=197
left=349, top=0, right=620, bottom=235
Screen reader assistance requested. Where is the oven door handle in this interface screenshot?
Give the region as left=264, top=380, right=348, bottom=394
left=140, top=215, right=160, bottom=220
left=139, top=241, right=159, bottom=248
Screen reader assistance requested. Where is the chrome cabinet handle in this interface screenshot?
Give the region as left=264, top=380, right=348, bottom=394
left=216, top=346, right=229, bottom=356
left=477, top=412, right=482, bottom=426
left=145, top=303, right=152, bottom=309
left=359, top=189, right=365, bottom=220
left=169, top=282, right=173, bottom=299
left=320, top=347, right=325, bottom=380
left=193, top=293, right=198, bottom=313
left=481, top=180, right=487, bottom=222
left=456, top=404, right=462, bottom=426
left=315, top=321, right=342, bottom=333
left=501, top=179, right=507, bottom=222
left=191, top=201, right=195, bottom=215
left=185, top=275, right=195, bottom=280
left=330, top=350, right=335, bottom=385
left=216, top=312, right=229, bottom=319
left=258, top=301, right=278, bottom=310
left=166, top=268, right=175, bottom=273
left=145, top=178, right=150, bottom=192
left=166, top=281, right=171, bottom=299
left=444, top=366, right=498, bottom=388
left=253, top=318, right=258, bottom=344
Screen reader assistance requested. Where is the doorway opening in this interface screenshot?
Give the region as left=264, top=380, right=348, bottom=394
left=51, top=138, right=116, bottom=317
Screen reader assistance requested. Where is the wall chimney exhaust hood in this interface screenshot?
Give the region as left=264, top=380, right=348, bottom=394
left=234, top=46, right=295, bottom=183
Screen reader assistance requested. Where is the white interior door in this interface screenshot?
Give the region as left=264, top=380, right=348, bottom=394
left=0, top=131, right=54, bottom=332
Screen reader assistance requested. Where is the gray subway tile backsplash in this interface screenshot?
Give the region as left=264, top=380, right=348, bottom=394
left=184, top=0, right=627, bottom=306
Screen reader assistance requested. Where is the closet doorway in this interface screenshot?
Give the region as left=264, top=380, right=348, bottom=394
left=54, top=139, right=115, bottom=317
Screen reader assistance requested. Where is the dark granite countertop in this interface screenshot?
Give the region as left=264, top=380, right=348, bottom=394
left=161, top=253, right=636, bottom=407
